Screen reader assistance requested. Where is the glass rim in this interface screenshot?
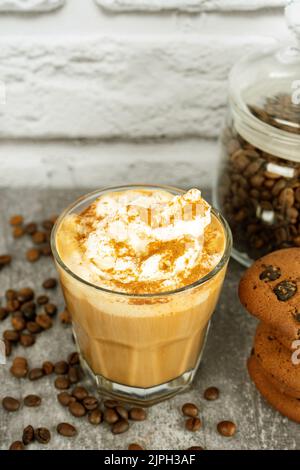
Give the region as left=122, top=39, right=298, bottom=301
left=50, top=184, right=232, bottom=298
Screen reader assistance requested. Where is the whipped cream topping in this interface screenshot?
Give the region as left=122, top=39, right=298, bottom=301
left=57, top=188, right=224, bottom=293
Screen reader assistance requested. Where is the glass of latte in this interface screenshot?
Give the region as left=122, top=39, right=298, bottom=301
left=51, top=185, right=232, bottom=405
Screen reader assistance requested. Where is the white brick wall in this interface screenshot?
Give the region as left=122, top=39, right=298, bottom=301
left=0, top=0, right=288, bottom=139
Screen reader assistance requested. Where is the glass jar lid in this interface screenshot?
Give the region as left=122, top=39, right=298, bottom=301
left=229, top=1, right=300, bottom=162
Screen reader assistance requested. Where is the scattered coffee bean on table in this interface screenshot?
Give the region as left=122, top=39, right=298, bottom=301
left=36, top=314, right=52, bottom=330
left=32, top=231, right=46, bottom=245
left=68, top=352, right=79, bottom=365
left=59, top=309, right=72, bottom=324
left=104, top=408, right=119, bottom=424
left=54, top=376, right=70, bottom=390
left=217, top=421, right=237, bottom=437
left=43, top=278, right=57, bottom=289
left=69, top=401, right=86, bottom=418
left=129, top=408, right=147, bottom=421
left=26, top=322, right=41, bottom=334
left=57, top=422, right=77, bottom=437
left=68, top=366, right=80, bottom=384
left=2, top=396, right=20, bottom=412
left=9, top=441, right=24, bottom=450
left=13, top=226, right=25, bottom=238
left=6, top=299, right=20, bottom=312
left=42, top=361, right=54, bottom=375
left=57, top=392, right=76, bottom=407
left=26, top=248, right=40, bottom=263
left=104, top=399, right=119, bottom=409
left=128, top=443, right=144, bottom=450
left=185, top=417, right=202, bottom=432
left=4, top=339, right=12, bottom=357
left=0, top=254, right=12, bottom=269
left=21, top=301, right=36, bottom=320
left=72, top=386, right=88, bottom=401
left=88, top=409, right=102, bottom=425
left=11, top=314, right=26, bottom=332
left=116, top=406, right=129, bottom=421
left=0, top=307, right=8, bottom=321
left=24, top=395, right=41, bottom=407
left=182, top=403, right=199, bottom=418
left=112, top=419, right=129, bottom=435
left=3, top=330, right=19, bottom=342
left=35, top=427, right=51, bottom=444
left=10, top=215, right=23, bottom=226
left=25, top=222, right=37, bottom=235
left=18, top=287, right=34, bottom=303
left=44, top=303, right=57, bottom=316
left=5, top=289, right=17, bottom=300
left=83, top=396, right=99, bottom=411
left=204, top=387, right=220, bottom=401
left=54, top=361, right=69, bottom=375
left=10, top=357, right=28, bottom=378
left=186, top=446, right=205, bottom=451
left=29, top=368, right=44, bottom=381
left=20, top=333, right=35, bottom=348
left=37, top=295, right=49, bottom=305
left=22, top=425, right=35, bottom=445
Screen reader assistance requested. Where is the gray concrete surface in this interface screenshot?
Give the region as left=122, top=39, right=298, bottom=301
left=0, top=188, right=299, bottom=450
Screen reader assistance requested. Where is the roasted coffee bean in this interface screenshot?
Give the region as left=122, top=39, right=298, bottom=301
left=35, top=427, right=51, bottom=444
left=0, top=307, right=8, bottom=321
left=26, top=248, right=40, bottom=263
left=57, top=392, right=76, bottom=407
left=104, top=408, right=119, bottom=424
left=217, top=421, right=237, bottom=437
left=69, top=401, right=86, bottom=418
left=3, top=330, right=20, bottom=342
left=13, top=226, right=25, bottom=238
left=185, top=417, right=202, bottom=432
left=42, top=219, right=54, bottom=231
left=57, top=422, right=77, bottom=437
left=36, top=295, right=49, bottom=306
left=54, top=376, right=70, bottom=390
left=116, top=406, right=128, bottom=421
left=10, top=357, right=28, bottom=378
left=6, top=289, right=17, bottom=300
left=54, top=361, right=69, bottom=375
left=129, top=408, right=147, bottom=421
left=6, top=299, right=20, bottom=312
left=20, top=333, right=35, bottom=348
left=112, top=419, right=129, bottom=435
left=24, top=222, right=37, bottom=235
left=42, top=361, right=54, bottom=375
left=40, top=244, right=52, bottom=257
left=36, top=314, right=52, bottom=330
left=128, top=443, right=144, bottom=450
left=72, top=386, right=88, bottom=401
left=182, top=403, right=199, bottom=418
left=11, top=314, right=26, bottom=332
left=44, top=303, right=57, bottom=316
left=83, top=396, right=99, bottom=411
left=32, top=231, right=46, bottom=245
left=68, top=351, right=79, bottom=365
left=186, top=446, right=205, bottom=451
left=10, top=214, right=23, bottom=226
left=21, top=301, right=36, bottom=320
left=204, top=386, right=220, bottom=401
left=103, top=399, right=119, bottom=408
left=273, top=280, right=297, bottom=301
left=88, top=409, right=102, bottom=425
left=59, top=309, right=72, bottom=324
left=259, top=265, right=281, bottom=282
left=4, top=339, right=12, bottom=357
left=24, top=395, right=41, bottom=407
left=17, top=287, right=34, bottom=303
left=42, top=278, right=57, bottom=289
left=0, top=254, right=12, bottom=268
left=26, top=321, right=41, bottom=334
left=29, top=368, right=44, bottom=381
left=9, top=441, right=24, bottom=450
left=2, top=396, right=20, bottom=412
left=68, top=366, right=80, bottom=384
left=22, top=425, right=34, bottom=445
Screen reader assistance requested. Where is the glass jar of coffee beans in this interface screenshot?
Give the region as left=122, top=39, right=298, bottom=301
left=214, top=2, right=300, bottom=266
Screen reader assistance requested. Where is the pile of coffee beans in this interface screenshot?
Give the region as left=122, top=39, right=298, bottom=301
left=1, top=281, right=60, bottom=355
left=9, top=214, right=57, bottom=263
left=218, top=95, right=300, bottom=260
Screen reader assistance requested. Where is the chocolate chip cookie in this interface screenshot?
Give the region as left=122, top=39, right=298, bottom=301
left=239, top=248, right=300, bottom=341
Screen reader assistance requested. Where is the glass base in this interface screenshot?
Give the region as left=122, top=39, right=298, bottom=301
left=74, top=322, right=211, bottom=407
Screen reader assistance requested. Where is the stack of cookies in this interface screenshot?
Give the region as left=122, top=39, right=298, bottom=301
left=239, top=248, right=300, bottom=423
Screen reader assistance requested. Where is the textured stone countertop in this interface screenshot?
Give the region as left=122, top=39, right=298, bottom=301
left=0, top=187, right=299, bottom=451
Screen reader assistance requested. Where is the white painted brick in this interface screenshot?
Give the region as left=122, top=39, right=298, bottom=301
left=0, top=0, right=64, bottom=12
left=0, top=35, right=273, bottom=139
left=95, top=0, right=285, bottom=13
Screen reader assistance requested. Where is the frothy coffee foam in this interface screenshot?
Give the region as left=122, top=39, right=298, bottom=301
left=56, top=188, right=224, bottom=293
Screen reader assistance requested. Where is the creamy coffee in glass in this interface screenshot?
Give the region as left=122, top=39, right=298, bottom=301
left=51, top=185, right=232, bottom=405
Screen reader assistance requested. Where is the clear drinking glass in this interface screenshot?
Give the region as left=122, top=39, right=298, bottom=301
left=51, top=185, right=232, bottom=406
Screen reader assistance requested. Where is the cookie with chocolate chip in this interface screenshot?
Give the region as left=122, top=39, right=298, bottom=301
left=253, top=322, right=300, bottom=399
left=239, top=248, right=300, bottom=341
left=247, top=355, right=300, bottom=424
